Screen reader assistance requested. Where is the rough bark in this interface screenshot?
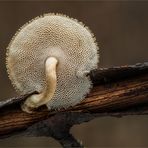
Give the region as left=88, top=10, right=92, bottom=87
left=0, top=62, right=148, bottom=147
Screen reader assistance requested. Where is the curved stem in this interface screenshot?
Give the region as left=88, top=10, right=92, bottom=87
left=21, top=57, right=58, bottom=113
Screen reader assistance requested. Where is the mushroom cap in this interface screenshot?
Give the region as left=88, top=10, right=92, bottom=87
left=6, top=13, right=99, bottom=109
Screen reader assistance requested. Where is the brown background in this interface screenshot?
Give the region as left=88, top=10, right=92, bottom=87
left=0, top=1, right=148, bottom=147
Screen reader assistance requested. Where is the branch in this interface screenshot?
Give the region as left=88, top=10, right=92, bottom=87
left=0, top=62, right=148, bottom=146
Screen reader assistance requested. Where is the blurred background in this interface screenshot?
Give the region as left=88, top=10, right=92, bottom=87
left=0, top=1, right=148, bottom=147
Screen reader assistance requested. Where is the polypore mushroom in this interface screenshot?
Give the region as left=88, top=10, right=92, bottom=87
left=6, top=13, right=99, bottom=113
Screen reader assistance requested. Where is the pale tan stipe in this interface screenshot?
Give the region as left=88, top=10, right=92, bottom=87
left=21, top=57, right=58, bottom=113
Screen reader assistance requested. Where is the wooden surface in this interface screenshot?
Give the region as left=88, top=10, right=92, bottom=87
left=0, top=62, right=148, bottom=139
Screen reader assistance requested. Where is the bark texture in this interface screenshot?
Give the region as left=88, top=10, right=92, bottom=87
left=0, top=62, right=148, bottom=147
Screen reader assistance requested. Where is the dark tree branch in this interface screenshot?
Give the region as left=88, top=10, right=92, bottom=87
left=0, top=92, right=37, bottom=109
left=0, top=62, right=148, bottom=147
left=90, top=62, right=148, bottom=85
left=23, top=113, right=85, bottom=148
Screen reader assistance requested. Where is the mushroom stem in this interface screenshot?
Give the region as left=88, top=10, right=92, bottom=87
left=21, top=57, right=58, bottom=113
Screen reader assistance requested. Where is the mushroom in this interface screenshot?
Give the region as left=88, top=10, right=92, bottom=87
left=6, top=13, right=99, bottom=113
